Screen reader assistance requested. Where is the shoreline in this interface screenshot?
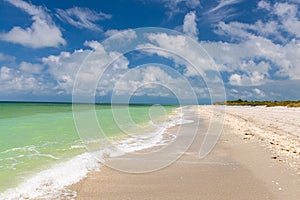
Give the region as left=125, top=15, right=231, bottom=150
left=206, top=105, right=300, bottom=171
left=70, top=105, right=300, bottom=199
left=0, top=105, right=186, bottom=199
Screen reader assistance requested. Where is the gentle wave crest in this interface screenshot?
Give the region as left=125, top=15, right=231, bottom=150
left=0, top=107, right=193, bottom=200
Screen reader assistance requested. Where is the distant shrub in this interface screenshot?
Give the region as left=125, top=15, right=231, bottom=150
left=213, top=99, right=300, bottom=107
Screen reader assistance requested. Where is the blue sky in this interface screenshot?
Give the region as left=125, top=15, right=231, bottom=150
left=0, top=0, right=300, bottom=103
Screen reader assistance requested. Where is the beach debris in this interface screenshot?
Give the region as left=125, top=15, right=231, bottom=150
left=244, top=132, right=254, bottom=136
left=271, top=155, right=279, bottom=159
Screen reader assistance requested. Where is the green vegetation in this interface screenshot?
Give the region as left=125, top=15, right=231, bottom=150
left=214, top=99, right=300, bottom=107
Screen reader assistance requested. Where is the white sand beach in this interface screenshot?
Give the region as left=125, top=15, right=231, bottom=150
left=70, top=105, right=300, bottom=199
left=198, top=105, right=300, bottom=170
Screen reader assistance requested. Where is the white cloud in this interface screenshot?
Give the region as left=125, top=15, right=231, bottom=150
left=273, top=3, right=300, bottom=38
left=104, top=29, right=137, bottom=40
left=232, top=61, right=270, bottom=86
left=0, top=0, right=66, bottom=48
left=56, top=7, right=111, bottom=31
left=203, top=38, right=279, bottom=68
left=84, top=40, right=102, bottom=50
left=140, top=33, right=217, bottom=77
left=183, top=11, right=198, bottom=40
left=203, top=0, right=243, bottom=22
left=0, top=53, right=15, bottom=62
left=41, top=47, right=193, bottom=99
left=206, top=37, right=300, bottom=83
left=133, top=32, right=226, bottom=101
left=41, top=41, right=131, bottom=96
left=231, top=88, right=239, bottom=94
left=162, top=0, right=200, bottom=9
left=214, top=20, right=284, bottom=42
left=228, top=73, right=242, bottom=85
left=276, top=40, right=300, bottom=79
left=257, top=0, right=271, bottom=11
left=274, top=2, right=297, bottom=17
left=207, top=1, right=300, bottom=86
left=252, top=88, right=265, bottom=97
left=206, top=0, right=243, bottom=14
left=215, top=2, right=300, bottom=42
left=227, top=88, right=253, bottom=100
left=0, top=66, right=45, bottom=93
left=227, top=87, right=270, bottom=100
left=38, top=37, right=205, bottom=100
left=153, top=0, right=201, bottom=18
left=113, top=65, right=197, bottom=99
left=19, top=62, right=44, bottom=74
left=0, top=66, right=13, bottom=81
left=214, top=21, right=251, bottom=40
left=185, top=0, right=201, bottom=8
left=42, top=50, right=90, bottom=94
left=228, top=71, right=266, bottom=86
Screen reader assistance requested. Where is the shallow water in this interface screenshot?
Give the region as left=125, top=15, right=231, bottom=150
left=0, top=103, right=178, bottom=198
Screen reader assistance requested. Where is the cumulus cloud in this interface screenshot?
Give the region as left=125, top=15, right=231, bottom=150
left=257, top=0, right=271, bottom=11
left=41, top=41, right=131, bottom=96
left=0, top=66, right=45, bottom=93
left=228, top=71, right=266, bottom=86
left=42, top=50, right=90, bottom=94
left=56, top=7, right=111, bottom=31
left=113, top=65, right=197, bottom=99
left=273, top=2, right=300, bottom=38
left=252, top=88, right=265, bottom=97
left=83, top=40, right=102, bottom=50
left=140, top=33, right=217, bottom=77
left=133, top=32, right=226, bottom=101
left=19, top=61, right=44, bottom=74
left=38, top=36, right=207, bottom=101
left=0, top=0, right=66, bottom=48
left=0, top=41, right=130, bottom=97
left=214, top=2, right=300, bottom=42
left=183, top=11, right=198, bottom=40
left=0, top=53, right=15, bottom=62
left=203, top=37, right=300, bottom=82
left=206, top=1, right=300, bottom=87
left=104, top=29, right=137, bottom=40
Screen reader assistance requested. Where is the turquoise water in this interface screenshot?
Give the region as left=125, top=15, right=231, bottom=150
left=0, top=103, right=176, bottom=195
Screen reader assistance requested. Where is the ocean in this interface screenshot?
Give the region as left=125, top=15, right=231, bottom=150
left=0, top=103, right=185, bottom=199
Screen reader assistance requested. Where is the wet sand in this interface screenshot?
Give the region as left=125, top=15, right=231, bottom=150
left=70, top=106, right=300, bottom=199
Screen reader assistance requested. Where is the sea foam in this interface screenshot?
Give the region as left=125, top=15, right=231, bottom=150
left=0, top=152, right=100, bottom=199
left=0, top=107, right=193, bottom=200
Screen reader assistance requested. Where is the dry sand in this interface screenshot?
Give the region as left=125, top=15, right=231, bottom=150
left=199, top=105, right=300, bottom=170
left=70, top=106, right=300, bottom=199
